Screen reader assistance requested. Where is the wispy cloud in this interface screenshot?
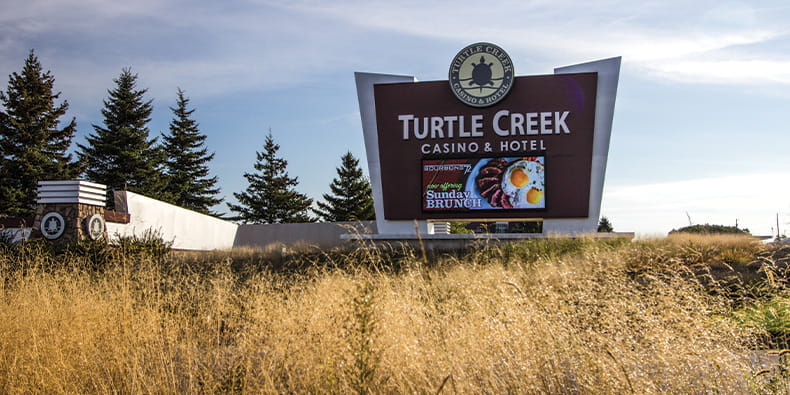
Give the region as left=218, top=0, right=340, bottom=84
left=267, top=0, right=790, bottom=86
left=602, top=173, right=790, bottom=236
left=1, top=1, right=368, bottom=108
left=646, top=59, right=790, bottom=84
left=2, top=0, right=789, bottom=102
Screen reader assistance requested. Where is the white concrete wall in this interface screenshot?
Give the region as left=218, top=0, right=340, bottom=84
left=105, top=191, right=373, bottom=251
left=107, top=191, right=238, bottom=250
left=0, top=228, right=31, bottom=243
left=544, top=57, right=621, bottom=234
left=355, top=72, right=431, bottom=235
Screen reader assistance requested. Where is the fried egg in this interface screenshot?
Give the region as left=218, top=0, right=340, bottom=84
left=500, top=158, right=545, bottom=208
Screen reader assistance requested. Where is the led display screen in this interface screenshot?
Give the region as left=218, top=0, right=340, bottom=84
left=422, top=155, right=545, bottom=212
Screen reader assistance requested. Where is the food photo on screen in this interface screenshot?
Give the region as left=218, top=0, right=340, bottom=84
left=422, top=155, right=545, bottom=212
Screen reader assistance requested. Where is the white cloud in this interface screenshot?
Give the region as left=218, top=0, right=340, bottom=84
left=265, top=0, right=790, bottom=86
left=0, top=0, right=169, bottom=30
left=645, top=59, right=790, bottom=84
left=601, top=173, right=790, bottom=236
left=3, top=0, right=790, bottom=103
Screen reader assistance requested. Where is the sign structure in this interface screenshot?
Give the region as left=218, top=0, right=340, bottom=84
left=374, top=72, right=597, bottom=221
left=356, top=45, right=620, bottom=234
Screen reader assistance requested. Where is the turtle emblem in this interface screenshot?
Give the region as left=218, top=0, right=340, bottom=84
left=85, top=214, right=106, bottom=240
left=448, top=42, right=514, bottom=107
left=45, top=217, right=60, bottom=233
left=469, top=56, right=495, bottom=92
left=40, top=212, right=66, bottom=240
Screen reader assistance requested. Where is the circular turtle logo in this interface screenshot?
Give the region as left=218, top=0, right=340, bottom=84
left=85, top=214, right=106, bottom=240
left=449, top=42, right=514, bottom=107
left=41, top=212, right=65, bottom=240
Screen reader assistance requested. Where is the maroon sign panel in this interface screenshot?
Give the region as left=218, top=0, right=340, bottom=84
left=374, top=73, right=597, bottom=220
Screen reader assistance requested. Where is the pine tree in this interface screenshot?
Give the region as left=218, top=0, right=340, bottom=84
left=78, top=68, right=166, bottom=203
left=0, top=50, right=79, bottom=217
left=597, top=216, right=614, bottom=232
left=313, top=151, right=375, bottom=222
left=228, top=131, right=314, bottom=224
left=161, top=88, right=222, bottom=214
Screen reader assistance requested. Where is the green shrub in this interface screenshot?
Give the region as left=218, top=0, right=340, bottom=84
left=115, top=229, right=173, bottom=262
left=731, top=296, right=790, bottom=348
left=670, top=223, right=750, bottom=235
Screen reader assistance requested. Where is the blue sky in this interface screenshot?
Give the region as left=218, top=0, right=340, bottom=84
left=1, top=0, right=788, bottom=236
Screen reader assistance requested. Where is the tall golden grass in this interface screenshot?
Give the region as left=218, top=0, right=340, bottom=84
left=0, top=234, right=786, bottom=393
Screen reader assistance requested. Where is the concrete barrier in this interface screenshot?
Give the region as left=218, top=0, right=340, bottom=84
left=234, top=221, right=376, bottom=251
left=105, top=191, right=376, bottom=251
left=107, top=191, right=238, bottom=250
left=0, top=228, right=32, bottom=243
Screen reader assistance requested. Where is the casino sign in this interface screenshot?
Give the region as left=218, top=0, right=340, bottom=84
left=355, top=44, right=621, bottom=234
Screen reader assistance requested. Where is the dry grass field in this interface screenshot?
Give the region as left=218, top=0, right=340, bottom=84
left=1, top=233, right=789, bottom=393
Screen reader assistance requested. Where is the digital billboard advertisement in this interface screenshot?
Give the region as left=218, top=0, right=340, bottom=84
left=371, top=43, right=599, bottom=221
left=422, top=156, right=545, bottom=212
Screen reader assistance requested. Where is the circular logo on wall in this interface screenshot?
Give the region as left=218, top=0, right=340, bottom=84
left=41, top=212, right=66, bottom=240
left=449, top=42, right=514, bottom=107
left=85, top=214, right=106, bottom=240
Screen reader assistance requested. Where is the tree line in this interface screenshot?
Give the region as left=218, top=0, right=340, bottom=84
left=0, top=50, right=374, bottom=223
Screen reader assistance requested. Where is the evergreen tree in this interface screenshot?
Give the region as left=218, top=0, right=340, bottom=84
left=597, top=216, right=614, bottom=232
left=78, top=68, right=166, bottom=202
left=228, top=131, right=314, bottom=223
left=313, top=151, right=375, bottom=222
left=0, top=50, right=79, bottom=217
left=161, top=88, right=222, bottom=214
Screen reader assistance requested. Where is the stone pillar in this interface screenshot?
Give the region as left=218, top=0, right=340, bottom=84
left=32, top=180, right=108, bottom=241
